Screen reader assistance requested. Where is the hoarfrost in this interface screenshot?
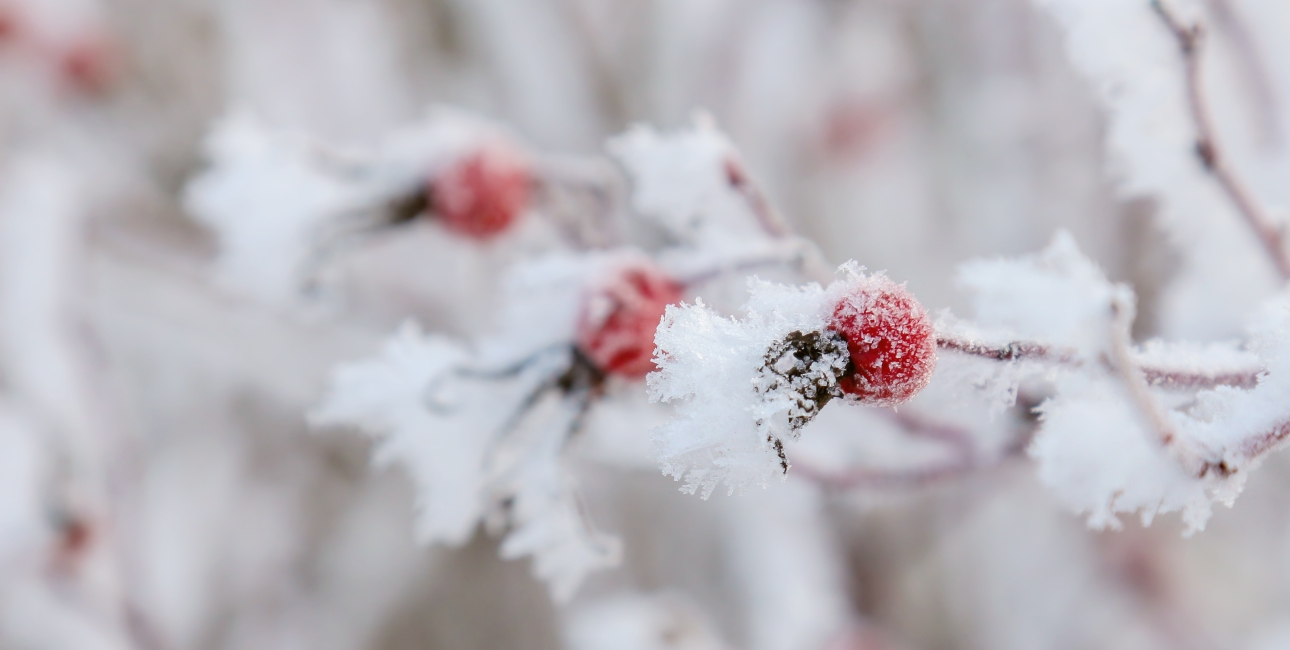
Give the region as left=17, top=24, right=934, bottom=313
left=649, top=264, right=907, bottom=497
left=608, top=116, right=771, bottom=250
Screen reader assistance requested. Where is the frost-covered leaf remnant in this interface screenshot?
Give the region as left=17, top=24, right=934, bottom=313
left=185, top=108, right=531, bottom=306
left=608, top=116, right=775, bottom=249
left=945, top=231, right=1280, bottom=533
left=311, top=321, right=620, bottom=601
left=649, top=264, right=936, bottom=498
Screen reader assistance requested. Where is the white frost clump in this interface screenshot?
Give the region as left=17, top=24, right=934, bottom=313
left=311, top=251, right=664, bottom=600
left=1032, top=373, right=1224, bottom=532
left=311, top=322, right=619, bottom=601
left=186, top=108, right=526, bottom=306
left=951, top=232, right=1263, bottom=532
left=608, top=116, right=771, bottom=250
left=649, top=265, right=870, bottom=498
left=956, top=230, right=1123, bottom=355
left=1030, top=0, right=1280, bottom=336
left=185, top=111, right=371, bottom=304
left=311, top=325, right=485, bottom=543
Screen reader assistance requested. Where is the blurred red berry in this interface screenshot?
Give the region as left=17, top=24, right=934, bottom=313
left=431, top=143, right=531, bottom=240
left=577, top=260, right=684, bottom=378
left=0, top=8, right=18, bottom=43
left=59, top=36, right=118, bottom=94
left=827, top=275, right=936, bottom=406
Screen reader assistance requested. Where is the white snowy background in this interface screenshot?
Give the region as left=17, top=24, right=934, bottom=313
left=5, top=0, right=1290, bottom=649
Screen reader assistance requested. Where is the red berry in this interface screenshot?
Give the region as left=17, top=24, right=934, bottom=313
left=576, top=260, right=684, bottom=378
left=431, top=143, right=531, bottom=240
left=0, top=8, right=19, bottom=43
left=827, top=275, right=936, bottom=406
left=57, top=35, right=119, bottom=95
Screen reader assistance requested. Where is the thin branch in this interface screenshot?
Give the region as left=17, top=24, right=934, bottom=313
left=724, top=156, right=792, bottom=239
left=1152, top=0, right=1290, bottom=279
left=1232, top=418, right=1290, bottom=465
left=937, top=334, right=1262, bottom=390
left=1140, top=366, right=1259, bottom=390
left=1109, top=297, right=1180, bottom=449
left=883, top=410, right=978, bottom=465
left=935, top=335, right=1080, bottom=365
left=791, top=409, right=1034, bottom=492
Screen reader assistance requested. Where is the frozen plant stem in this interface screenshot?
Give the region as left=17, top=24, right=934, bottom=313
left=936, top=334, right=1261, bottom=390
left=1152, top=0, right=1290, bottom=280
left=1108, top=296, right=1212, bottom=478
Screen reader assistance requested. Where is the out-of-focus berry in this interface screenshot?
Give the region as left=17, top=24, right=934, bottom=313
left=827, top=275, right=936, bottom=406
left=431, top=143, right=531, bottom=240
left=577, top=260, right=684, bottom=378
left=58, top=36, right=118, bottom=94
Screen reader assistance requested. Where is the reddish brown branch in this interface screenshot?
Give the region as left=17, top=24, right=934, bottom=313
left=937, top=334, right=1261, bottom=390
left=935, top=335, right=1078, bottom=365
left=1233, top=418, right=1290, bottom=464
left=1152, top=0, right=1290, bottom=279
left=791, top=408, right=1036, bottom=491
left=1140, top=367, right=1259, bottom=390
left=725, top=156, right=791, bottom=239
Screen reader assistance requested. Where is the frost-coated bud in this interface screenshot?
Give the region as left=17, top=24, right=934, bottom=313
left=826, top=275, right=936, bottom=406
left=431, top=142, right=531, bottom=239
left=577, top=259, right=684, bottom=378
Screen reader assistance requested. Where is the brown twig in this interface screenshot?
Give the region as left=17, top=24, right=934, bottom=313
left=1108, top=297, right=1195, bottom=467
left=936, top=334, right=1261, bottom=390
left=935, top=335, right=1079, bottom=365
left=724, top=156, right=791, bottom=239
left=1152, top=0, right=1290, bottom=279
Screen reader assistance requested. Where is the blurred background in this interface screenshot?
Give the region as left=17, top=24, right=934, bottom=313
left=3, top=0, right=1290, bottom=649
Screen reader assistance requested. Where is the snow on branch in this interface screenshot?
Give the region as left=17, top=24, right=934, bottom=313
left=311, top=249, right=700, bottom=600
left=185, top=108, right=538, bottom=306
left=648, top=264, right=937, bottom=498
left=940, top=232, right=1290, bottom=532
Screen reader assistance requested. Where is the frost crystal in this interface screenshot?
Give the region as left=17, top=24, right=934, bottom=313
left=311, top=320, right=620, bottom=601
left=650, top=264, right=919, bottom=497
left=186, top=108, right=528, bottom=306
left=956, top=230, right=1121, bottom=354
left=753, top=329, right=850, bottom=433
left=950, top=232, right=1272, bottom=533
left=608, top=116, right=771, bottom=250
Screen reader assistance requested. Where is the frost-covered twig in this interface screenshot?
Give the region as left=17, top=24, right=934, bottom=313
left=1152, top=0, right=1290, bottom=279
left=722, top=156, right=790, bottom=240
left=1106, top=295, right=1206, bottom=476
left=938, top=334, right=1261, bottom=391
left=935, top=335, right=1079, bottom=365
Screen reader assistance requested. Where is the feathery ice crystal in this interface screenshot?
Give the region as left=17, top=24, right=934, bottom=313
left=649, top=264, right=936, bottom=497
left=576, top=258, right=684, bottom=378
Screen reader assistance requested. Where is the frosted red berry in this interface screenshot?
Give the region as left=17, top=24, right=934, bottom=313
left=826, top=275, right=936, bottom=406
left=431, top=143, right=531, bottom=240
left=576, top=260, right=684, bottom=378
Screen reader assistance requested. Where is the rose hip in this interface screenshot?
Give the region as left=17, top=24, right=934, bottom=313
left=431, top=143, right=530, bottom=240
left=577, top=260, right=684, bottom=378
left=827, top=276, right=936, bottom=406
